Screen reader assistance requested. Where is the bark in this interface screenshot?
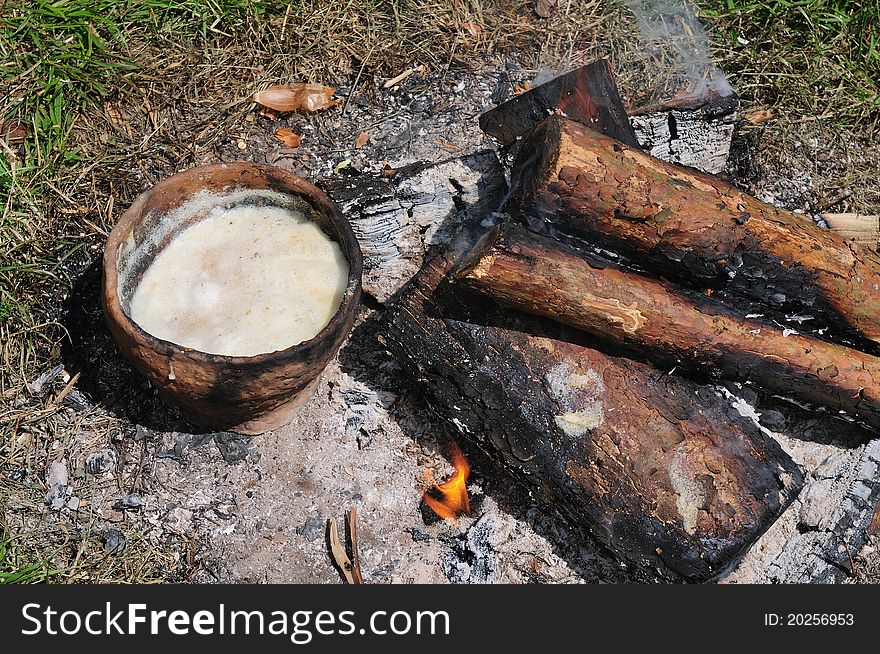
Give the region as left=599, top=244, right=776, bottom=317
left=383, top=221, right=802, bottom=582
left=512, top=116, right=880, bottom=349
left=453, top=223, right=880, bottom=432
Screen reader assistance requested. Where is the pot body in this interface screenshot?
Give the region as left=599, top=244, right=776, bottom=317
left=102, top=162, right=362, bottom=434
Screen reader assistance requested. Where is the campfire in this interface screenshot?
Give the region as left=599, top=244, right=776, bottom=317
left=422, top=443, right=471, bottom=521
left=375, top=58, right=880, bottom=582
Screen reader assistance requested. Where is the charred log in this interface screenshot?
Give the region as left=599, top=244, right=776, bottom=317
left=453, top=223, right=880, bottom=433
left=479, top=60, right=639, bottom=148
left=382, top=221, right=802, bottom=582
left=512, top=116, right=880, bottom=350
left=628, top=91, right=739, bottom=175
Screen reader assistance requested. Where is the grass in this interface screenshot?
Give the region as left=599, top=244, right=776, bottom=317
left=700, top=0, right=880, bottom=129
left=0, top=532, right=59, bottom=583
left=0, top=0, right=878, bottom=584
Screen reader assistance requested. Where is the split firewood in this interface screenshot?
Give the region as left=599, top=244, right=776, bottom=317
left=822, top=213, right=879, bottom=252
left=478, top=60, right=640, bottom=148
left=480, top=61, right=738, bottom=174
left=383, top=220, right=802, bottom=582
left=328, top=513, right=364, bottom=584
left=627, top=91, right=739, bottom=174
left=347, top=507, right=364, bottom=585
left=513, top=116, right=880, bottom=349
left=453, top=223, right=880, bottom=432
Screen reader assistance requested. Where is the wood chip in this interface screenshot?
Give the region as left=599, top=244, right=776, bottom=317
left=383, top=68, right=415, bottom=89
left=744, top=107, right=775, bottom=124
left=274, top=127, right=301, bottom=148
left=460, top=22, right=482, bottom=37
left=822, top=213, right=879, bottom=252
left=328, top=512, right=364, bottom=584
left=328, top=517, right=355, bottom=584
left=348, top=507, right=364, bottom=585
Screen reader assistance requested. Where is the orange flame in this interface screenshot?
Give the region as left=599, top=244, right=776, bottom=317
left=423, top=443, right=471, bottom=521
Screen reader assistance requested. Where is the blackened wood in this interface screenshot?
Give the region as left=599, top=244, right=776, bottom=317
left=383, top=221, right=802, bottom=582
left=453, top=223, right=880, bottom=433
left=478, top=60, right=639, bottom=148
left=323, top=151, right=508, bottom=302
left=629, top=91, right=739, bottom=174
left=513, top=116, right=880, bottom=349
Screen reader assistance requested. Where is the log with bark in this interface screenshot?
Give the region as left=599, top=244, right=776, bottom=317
left=480, top=61, right=739, bottom=175
left=382, top=220, right=802, bottom=582
left=512, top=115, right=880, bottom=350
left=453, top=223, right=880, bottom=432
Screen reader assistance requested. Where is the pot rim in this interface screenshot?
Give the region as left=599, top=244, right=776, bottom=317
left=102, top=161, right=363, bottom=366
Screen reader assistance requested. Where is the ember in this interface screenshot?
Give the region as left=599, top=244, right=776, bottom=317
left=423, top=443, right=471, bottom=521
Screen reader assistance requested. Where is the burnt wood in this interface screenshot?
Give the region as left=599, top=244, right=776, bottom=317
left=478, top=60, right=639, bottom=148
left=453, top=223, right=880, bottom=433
left=383, top=221, right=802, bottom=582
left=513, top=115, right=880, bottom=350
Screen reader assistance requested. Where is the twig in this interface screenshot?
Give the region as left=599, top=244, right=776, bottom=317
left=51, top=372, right=80, bottom=407
left=280, top=2, right=293, bottom=43
left=347, top=507, right=364, bottom=584
left=383, top=67, right=415, bottom=89
left=343, top=46, right=374, bottom=116
left=328, top=517, right=355, bottom=584
left=816, top=189, right=853, bottom=213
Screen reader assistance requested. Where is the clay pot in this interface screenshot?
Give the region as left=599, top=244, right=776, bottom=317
left=102, top=162, right=362, bottom=434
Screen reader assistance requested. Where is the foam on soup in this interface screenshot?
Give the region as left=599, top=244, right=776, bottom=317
left=129, top=203, right=349, bottom=356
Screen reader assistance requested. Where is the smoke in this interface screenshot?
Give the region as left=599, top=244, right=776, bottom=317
left=623, top=0, right=732, bottom=97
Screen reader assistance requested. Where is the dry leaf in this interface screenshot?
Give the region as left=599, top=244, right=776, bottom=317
left=461, top=22, right=482, bottom=37
left=355, top=131, right=369, bottom=148
left=274, top=127, right=301, bottom=148
left=745, top=108, right=775, bottom=124
left=253, top=83, right=339, bottom=113
left=1, top=120, right=29, bottom=144
left=535, top=0, right=557, bottom=18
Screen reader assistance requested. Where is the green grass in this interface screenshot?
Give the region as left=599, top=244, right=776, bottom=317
left=700, top=0, right=880, bottom=128
left=0, top=0, right=284, bottom=162
left=0, top=533, right=59, bottom=583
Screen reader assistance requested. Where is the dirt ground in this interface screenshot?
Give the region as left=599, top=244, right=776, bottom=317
left=2, top=3, right=879, bottom=584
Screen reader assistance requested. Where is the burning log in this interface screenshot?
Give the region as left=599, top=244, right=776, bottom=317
left=513, top=116, right=880, bottom=349
left=383, top=221, right=802, bottom=582
left=453, top=223, right=880, bottom=432
left=326, top=150, right=508, bottom=302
